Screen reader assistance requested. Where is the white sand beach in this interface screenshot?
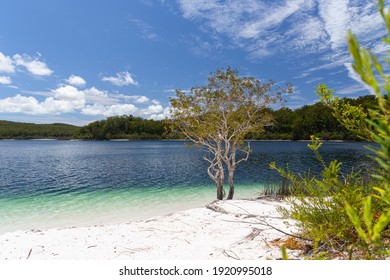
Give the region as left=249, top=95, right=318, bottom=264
left=0, top=198, right=304, bottom=260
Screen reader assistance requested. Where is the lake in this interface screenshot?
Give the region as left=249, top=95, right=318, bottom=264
left=0, top=140, right=375, bottom=233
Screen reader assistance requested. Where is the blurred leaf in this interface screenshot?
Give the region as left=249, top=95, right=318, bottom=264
left=346, top=202, right=369, bottom=243
left=363, top=196, right=372, bottom=234
left=372, top=210, right=390, bottom=241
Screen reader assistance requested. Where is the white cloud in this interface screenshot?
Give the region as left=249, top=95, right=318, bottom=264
left=41, top=97, right=85, bottom=114
left=0, top=94, right=83, bottom=115
left=0, top=52, right=15, bottom=73
left=238, top=0, right=307, bottom=40
left=287, top=15, right=328, bottom=52
left=41, top=86, right=86, bottom=114
left=52, top=85, right=86, bottom=102
left=116, top=94, right=149, bottom=103
left=84, top=87, right=118, bottom=105
left=134, top=96, right=149, bottom=103
left=85, top=87, right=107, bottom=97
left=289, top=95, right=306, bottom=101
left=0, top=76, right=12, bottom=85
left=177, top=0, right=386, bottom=65
left=82, top=103, right=139, bottom=117
left=101, top=71, right=138, bottom=86
left=148, top=106, right=171, bottom=120
left=104, top=104, right=139, bottom=116
left=304, top=77, right=323, bottom=84
left=370, top=41, right=390, bottom=55
left=80, top=100, right=171, bottom=119
left=163, top=89, right=177, bottom=93
left=66, top=75, right=86, bottom=87
left=294, top=72, right=311, bottom=79
left=0, top=85, right=86, bottom=115
left=0, top=84, right=168, bottom=120
left=178, top=0, right=313, bottom=58
left=141, top=104, right=164, bottom=116
left=336, top=84, right=367, bottom=95
left=186, top=35, right=222, bottom=57
left=82, top=90, right=150, bottom=105
left=13, top=54, right=53, bottom=76
left=151, top=99, right=161, bottom=105
left=0, top=95, right=42, bottom=114
left=318, top=0, right=349, bottom=50
left=163, top=89, right=191, bottom=94
left=80, top=104, right=106, bottom=116
left=131, top=19, right=159, bottom=41
left=130, top=96, right=149, bottom=103
left=344, top=62, right=375, bottom=95
left=348, top=2, right=385, bottom=43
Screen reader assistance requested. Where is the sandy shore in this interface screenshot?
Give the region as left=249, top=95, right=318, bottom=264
left=0, top=198, right=303, bottom=260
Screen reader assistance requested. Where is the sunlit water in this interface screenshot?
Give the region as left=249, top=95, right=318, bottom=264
left=0, top=140, right=374, bottom=233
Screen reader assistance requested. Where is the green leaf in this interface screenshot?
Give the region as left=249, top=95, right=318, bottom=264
left=345, top=202, right=369, bottom=243
left=373, top=187, right=390, bottom=205
left=370, top=50, right=383, bottom=74
left=372, top=210, right=390, bottom=241
left=281, top=246, right=288, bottom=260
left=363, top=196, right=372, bottom=234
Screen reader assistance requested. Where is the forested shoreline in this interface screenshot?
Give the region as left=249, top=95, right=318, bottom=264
left=0, top=121, right=79, bottom=140
left=0, top=94, right=377, bottom=141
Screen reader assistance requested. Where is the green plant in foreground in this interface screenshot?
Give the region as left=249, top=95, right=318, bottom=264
left=270, top=136, right=379, bottom=259
left=320, top=0, right=390, bottom=257
left=345, top=196, right=390, bottom=259
left=273, top=0, right=390, bottom=259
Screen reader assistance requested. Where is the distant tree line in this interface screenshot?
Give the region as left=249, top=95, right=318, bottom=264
left=260, top=94, right=376, bottom=140
left=73, top=115, right=167, bottom=140
left=0, top=94, right=377, bottom=140
left=0, top=121, right=79, bottom=139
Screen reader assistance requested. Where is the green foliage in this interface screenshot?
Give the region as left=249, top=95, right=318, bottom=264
left=316, top=83, right=372, bottom=139
left=345, top=196, right=390, bottom=258
left=339, top=0, right=390, bottom=257
left=74, top=115, right=166, bottom=140
left=0, top=120, right=79, bottom=139
left=170, top=67, right=289, bottom=142
left=271, top=139, right=387, bottom=259
left=170, top=67, right=291, bottom=199
left=273, top=1, right=390, bottom=259
left=316, top=1, right=390, bottom=186
left=281, top=246, right=288, bottom=260
left=256, top=98, right=374, bottom=140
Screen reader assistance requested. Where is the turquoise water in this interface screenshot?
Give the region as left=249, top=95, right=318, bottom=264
left=0, top=140, right=374, bottom=233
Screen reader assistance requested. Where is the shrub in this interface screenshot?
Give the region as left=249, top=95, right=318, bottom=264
left=271, top=1, right=390, bottom=259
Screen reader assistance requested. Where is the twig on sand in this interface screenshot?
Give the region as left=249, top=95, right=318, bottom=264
left=233, top=228, right=264, bottom=246
left=217, top=248, right=241, bottom=260
left=262, top=237, right=273, bottom=249
left=113, top=245, right=152, bottom=257
left=208, top=200, right=312, bottom=242
left=139, top=227, right=183, bottom=234
left=245, top=228, right=263, bottom=241
left=206, top=201, right=229, bottom=214
left=26, top=248, right=32, bottom=259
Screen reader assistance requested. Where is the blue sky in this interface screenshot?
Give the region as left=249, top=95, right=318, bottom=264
left=0, top=0, right=388, bottom=125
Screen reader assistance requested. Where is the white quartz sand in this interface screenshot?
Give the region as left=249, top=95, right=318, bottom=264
left=0, top=198, right=303, bottom=260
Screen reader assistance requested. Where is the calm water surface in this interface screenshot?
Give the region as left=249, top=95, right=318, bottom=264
left=0, top=140, right=374, bottom=233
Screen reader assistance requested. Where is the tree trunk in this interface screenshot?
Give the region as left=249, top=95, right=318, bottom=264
left=227, top=169, right=234, bottom=200
left=216, top=182, right=224, bottom=200
left=216, top=160, right=225, bottom=200
left=206, top=155, right=225, bottom=200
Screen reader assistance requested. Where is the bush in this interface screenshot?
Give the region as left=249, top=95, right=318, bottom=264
left=270, top=136, right=388, bottom=259
left=271, top=2, right=390, bottom=259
